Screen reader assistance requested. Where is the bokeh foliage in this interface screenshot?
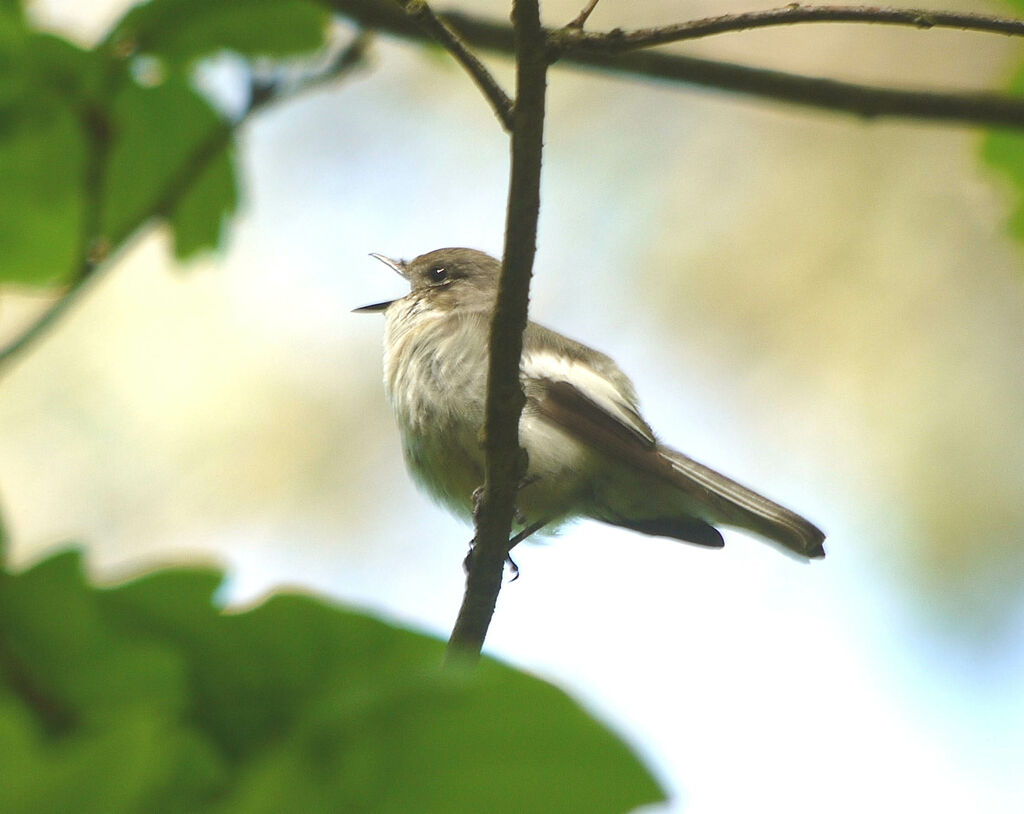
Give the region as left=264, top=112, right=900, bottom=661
left=983, top=62, right=1024, bottom=239
left=0, top=0, right=327, bottom=286
left=0, top=546, right=663, bottom=813
left=982, top=2, right=1024, bottom=238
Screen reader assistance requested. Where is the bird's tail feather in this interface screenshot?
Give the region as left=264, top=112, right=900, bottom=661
left=660, top=448, right=826, bottom=559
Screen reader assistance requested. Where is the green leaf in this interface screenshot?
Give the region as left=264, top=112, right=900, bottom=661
left=0, top=701, right=224, bottom=814
left=0, top=1, right=22, bottom=25
left=111, top=0, right=329, bottom=67
left=982, top=61, right=1024, bottom=243
left=0, top=551, right=187, bottom=727
left=101, top=76, right=238, bottom=257
left=0, top=549, right=665, bottom=813
left=0, top=18, right=95, bottom=286
left=0, top=105, right=86, bottom=285
left=168, top=141, right=238, bottom=259
left=1, top=0, right=325, bottom=285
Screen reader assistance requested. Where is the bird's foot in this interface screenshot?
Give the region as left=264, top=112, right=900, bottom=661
left=462, top=543, right=520, bottom=582
left=505, top=552, right=520, bottom=581
left=512, top=475, right=540, bottom=525
left=472, top=475, right=540, bottom=525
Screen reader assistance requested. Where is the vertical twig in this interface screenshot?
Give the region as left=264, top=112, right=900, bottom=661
left=445, top=0, right=547, bottom=665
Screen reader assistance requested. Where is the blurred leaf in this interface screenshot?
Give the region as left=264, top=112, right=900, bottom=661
left=0, top=549, right=664, bottom=813
left=0, top=2, right=21, bottom=30
left=111, top=0, right=329, bottom=67
left=2, top=0, right=327, bottom=285
left=0, top=15, right=96, bottom=134
left=168, top=142, right=238, bottom=259
left=982, top=61, right=1024, bottom=243
left=0, top=10, right=33, bottom=110
left=0, top=18, right=94, bottom=286
left=101, top=76, right=238, bottom=258
left=0, top=551, right=186, bottom=727
left=0, top=700, right=223, bottom=814
left=0, top=105, right=86, bottom=286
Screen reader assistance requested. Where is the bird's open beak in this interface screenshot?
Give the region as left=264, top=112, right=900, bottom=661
left=352, top=300, right=394, bottom=313
left=353, top=253, right=407, bottom=313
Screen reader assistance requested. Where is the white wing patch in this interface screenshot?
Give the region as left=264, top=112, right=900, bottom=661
left=522, top=351, right=655, bottom=445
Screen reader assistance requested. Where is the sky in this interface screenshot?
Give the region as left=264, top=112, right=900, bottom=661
left=5, top=1, right=1024, bottom=811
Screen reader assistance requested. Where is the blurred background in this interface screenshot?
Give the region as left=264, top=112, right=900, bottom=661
left=3, top=0, right=1024, bottom=811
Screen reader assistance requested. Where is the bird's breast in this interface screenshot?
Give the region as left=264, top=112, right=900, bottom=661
left=381, top=303, right=489, bottom=515
left=378, top=302, right=594, bottom=527
left=382, top=304, right=487, bottom=431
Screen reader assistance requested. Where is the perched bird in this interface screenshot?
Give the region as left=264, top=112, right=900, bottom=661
left=356, top=248, right=825, bottom=560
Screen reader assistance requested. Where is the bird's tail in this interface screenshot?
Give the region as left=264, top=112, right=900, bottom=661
left=660, top=448, right=826, bottom=559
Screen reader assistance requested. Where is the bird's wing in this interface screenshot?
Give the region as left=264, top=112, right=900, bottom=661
left=521, top=353, right=655, bottom=448
left=520, top=324, right=725, bottom=549
left=520, top=323, right=824, bottom=558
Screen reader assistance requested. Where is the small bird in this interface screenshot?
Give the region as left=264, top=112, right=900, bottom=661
left=356, top=248, right=825, bottom=561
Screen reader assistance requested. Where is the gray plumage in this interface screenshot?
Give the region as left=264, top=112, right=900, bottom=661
left=357, top=248, right=825, bottom=560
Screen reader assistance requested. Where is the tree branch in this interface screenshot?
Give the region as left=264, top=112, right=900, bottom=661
left=570, top=48, right=1024, bottom=128
left=0, top=264, right=105, bottom=376
left=393, top=0, right=513, bottom=130
left=550, top=4, right=1024, bottom=54
left=446, top=0, right=547, bottom=665
left=324, top=0, right=1024, bottom=130
left=0, top=34, right=371, bottom=378
left=567, top=0, right=602, bottom=30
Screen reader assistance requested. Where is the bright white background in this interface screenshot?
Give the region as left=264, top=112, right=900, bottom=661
left=4, top=1, right=1024, bottom=811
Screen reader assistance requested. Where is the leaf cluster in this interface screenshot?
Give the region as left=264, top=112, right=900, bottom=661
left=0, top=0, right=328, bottom=287
left=0, top=547, right=663, bottom=812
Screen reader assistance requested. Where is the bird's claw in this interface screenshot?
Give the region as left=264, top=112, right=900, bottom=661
left=505, top=552, right=520, bottom=581
left=462, top=543, right=521, bottom=582
left=472, top=475, right=540, bottom=525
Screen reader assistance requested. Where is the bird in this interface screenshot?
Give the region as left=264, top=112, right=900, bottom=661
left=356, top=247, right=825, bottom=561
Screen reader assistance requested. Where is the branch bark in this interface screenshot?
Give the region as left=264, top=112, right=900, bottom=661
left=567, top=0, right=602, bottom=30
left=394, top=0, right=513, bottom=130
left=571, top=48, right=1024, bottom=128
left=325, top=0, right=1024, bottom=130
left=550, top=4, right=1024, bottom=54
left=445, top=0, right=547, bottom=665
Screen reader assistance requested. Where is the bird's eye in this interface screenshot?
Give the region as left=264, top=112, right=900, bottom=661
left=428, top=265, right=449, bottom=283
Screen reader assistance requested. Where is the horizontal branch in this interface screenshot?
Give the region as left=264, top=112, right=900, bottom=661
left=571, top=48, right=1024, bottom=128
left=551, top=4, right=1024, bottom=54
left=325, top=0, right=1024, bottom=130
